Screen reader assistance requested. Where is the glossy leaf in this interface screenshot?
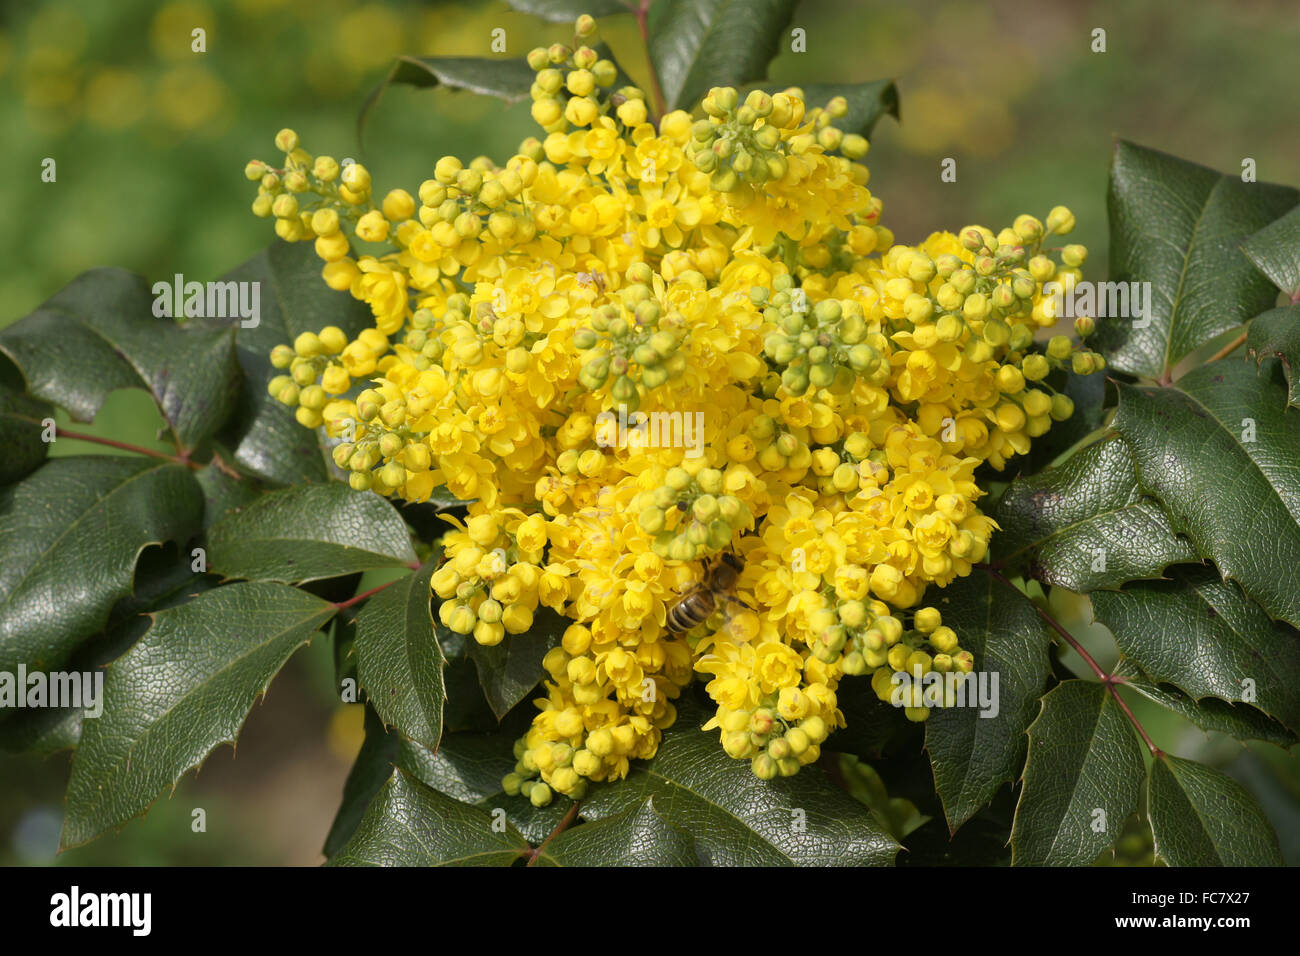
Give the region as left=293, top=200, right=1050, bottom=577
left=1115, top=664, right=1296, bottom=747
left=1246, top=305, right=1300, bottom=408
left=0, top=457, right=203, bottom=675
left=61, top=581, right=334, bottom=847
left=323, top=705, right=400, bottom=858
left=924, top=569, right=1053, bottom=833
left=1009, top=681, right=1144, bottom=866
left=395, top=728, right=571, bottom=843
left=1148, top=754, right=1283, bottom=866
left=464, top=606, right=567, bottom=720
left=649, top=0, right=798, bottom=111
left=0, top=554, right=221, bottom=756
left=206, top=482, right=417, bottom=584
left=0, top=369, right=52, bottom=484
left=581, top=696, right=899, bottom=865
left=194, top=462, right=263, bottom=527
left=1097, top=140, right=1297, bottom=379
left=534, top=799, right=697, bottom=866
left=995, top=436, right=1197, bottom=591
left=0, top=268, right=241, bottom=451
left=1242, top=202, right=1300, bottom=298
left=1091, top=566, right=1300, bottom=733
left=360, top=56, right=535, bottom=143
left=354, top=562, right=445, bottom=750
left=1113, top=360, right=1300, bottom=628
left=328, top=769, right=530, bottom=866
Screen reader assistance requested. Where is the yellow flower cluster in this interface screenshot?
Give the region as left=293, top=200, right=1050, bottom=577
left=247, top=15, right=1102, bottom=805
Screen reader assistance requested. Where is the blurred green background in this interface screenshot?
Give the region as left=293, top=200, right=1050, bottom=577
left=1, top=0, right=1297, bottom=865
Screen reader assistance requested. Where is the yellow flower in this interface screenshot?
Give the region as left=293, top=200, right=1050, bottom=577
left=245, top=85, right=1099, bottom=785
left=353, top=257, right=408, bottom=335
left=753, top=641, right=803, bottom=692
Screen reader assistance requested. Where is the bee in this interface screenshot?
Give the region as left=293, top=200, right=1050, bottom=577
left=666, top=551, right=751, bottom=633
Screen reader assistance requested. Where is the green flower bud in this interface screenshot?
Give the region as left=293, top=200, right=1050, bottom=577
left=842, top=651, right=868, bottom=675
left=639, top=506, right=666, bottom=534
left=1022, top=353, right=1051, bottom=381
left=707, top=519, right=734, bottom=550
left=332, top=442, right=356, bottom=469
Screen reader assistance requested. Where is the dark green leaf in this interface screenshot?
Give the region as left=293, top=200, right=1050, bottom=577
left=1242, top=203, right=1300, bottom=298
left=923, top=569, right=1053, bottom=833
left=505, top=0, right=632, bottom=20
left=649, top=0, right=798, bottom=111
left=0, top=545, right=222, bottom=756
left=1009, top=681, right=1144, bottom=866
left=194, top=462, right=263, bottom=527
left=360, top=56, right=535, bottom=143
left=1247, top=305, right=1300, bottom=408
left=323, top=705, right=400, bottom=858
left=995, top=436, right=1197, bottom=590
left=216, top=241, right=373, bottom=485
left=755, top=79, right=899, bottom=137
left=0, top=457, right=203, bottom=675
left=328, top=769, right=530, bottom=866
left=0, top=373, right=51, bottom=484
left=384, top=56, right=535, bottom=101
left=1113, top=360, right=1300, bottom=628
left=464, top=605, right=566, bottom=720
left=0, top=269, right=241, bottom=451
left=61, top=581, right=334, bottom=848
left=1096, top=140, right=1297, bottom=379
left=534, top=799, right=697, bottom=866
left=0, top=701, right=83, bottom=756
left=396, top=731, right=571, bottom=842
left=355, top=562, right=445, bottom=750
left=1091, top=566, right=1300, bottom=732
left=580, top=695, right=898, bottom=865
left=441, top=658, right=503, bottom=733
left=206, top=482, right=417, bottom=584
left=1148, top=754, right=1283, bottom=866
left=1115, top=665, right=1296, bottom=748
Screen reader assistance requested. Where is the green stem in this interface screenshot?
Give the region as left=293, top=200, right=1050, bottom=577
left=986, top=568, right=1162, bottom=758
left=333, top=579, right=401, bottom=611
left=55, top=426, right=197, bottom=468
left=526, top=801, right=581, bottom=865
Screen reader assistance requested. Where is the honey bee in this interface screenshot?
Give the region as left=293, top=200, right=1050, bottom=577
left=666, top=551, right=751, bottom=633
